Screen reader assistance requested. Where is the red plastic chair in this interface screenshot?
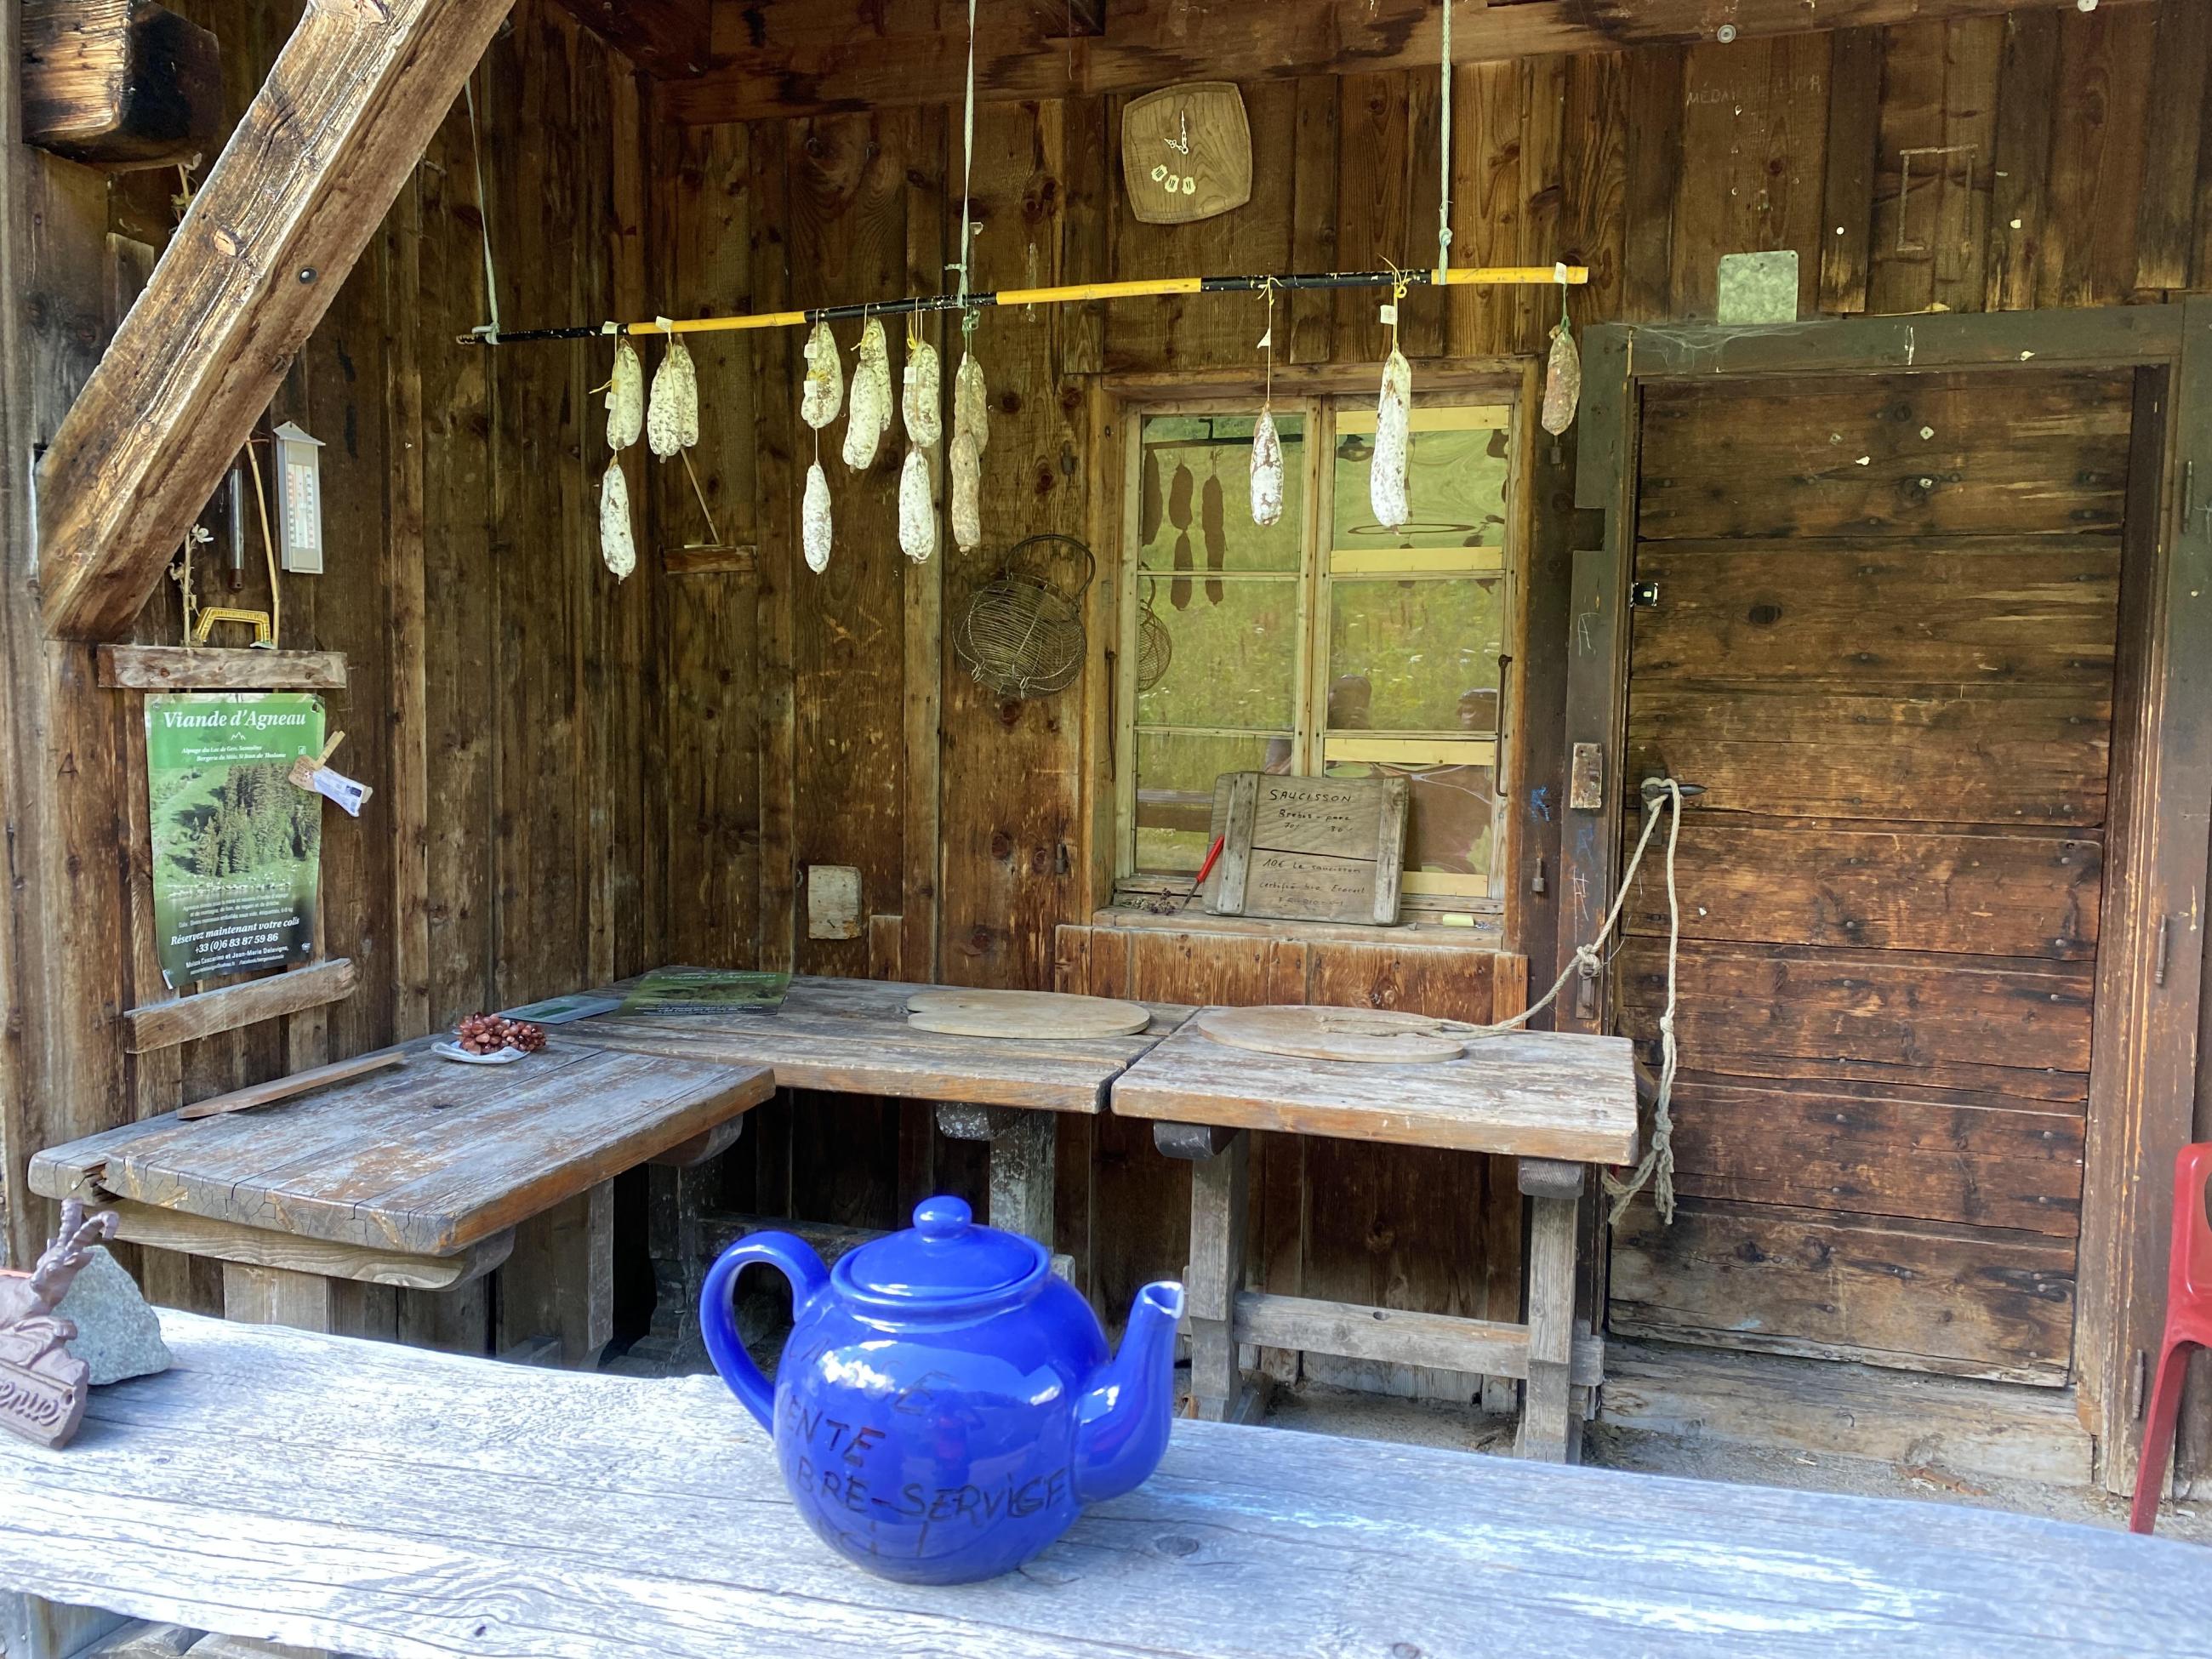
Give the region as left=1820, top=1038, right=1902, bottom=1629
left=2130, top=1143, right=2212, bottom=1535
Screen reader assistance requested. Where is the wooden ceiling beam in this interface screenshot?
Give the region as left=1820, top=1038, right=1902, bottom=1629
left=668, top=0, right=2149, bottom=123
left=33, top=0, right=513, bottom=641
left=1025, top=0, right=1107, bottom=35
left=545, top=0, right=712, bottom=77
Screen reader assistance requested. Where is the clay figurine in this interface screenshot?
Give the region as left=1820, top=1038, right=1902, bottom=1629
left=0, top=1200, right=121, bottom=1448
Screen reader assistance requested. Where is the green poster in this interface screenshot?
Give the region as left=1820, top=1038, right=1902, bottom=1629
left=145, top=692, right=326, bottom=988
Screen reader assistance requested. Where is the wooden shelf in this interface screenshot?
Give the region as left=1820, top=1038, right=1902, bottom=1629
left=1089, top=906, right=1505, bottom=950
left=123, top=957, right=357, bottom=1053
left=98, top=645, right=348, bottom=692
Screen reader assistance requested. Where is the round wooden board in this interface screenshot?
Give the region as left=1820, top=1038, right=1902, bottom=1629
left=1191, top=1006, right=1468, bottom=1064
left=904, top=989, right=1154, bottom=1040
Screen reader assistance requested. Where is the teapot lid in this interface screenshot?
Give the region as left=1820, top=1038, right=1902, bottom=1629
left=839, top=1196, right=1045, bottom=1309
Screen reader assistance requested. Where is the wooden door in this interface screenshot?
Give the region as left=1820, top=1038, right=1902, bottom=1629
left=1607, top=367, right=2138, bottom=1384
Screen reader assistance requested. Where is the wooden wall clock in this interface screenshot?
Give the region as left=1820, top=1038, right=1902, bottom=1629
left=1121, top=82, right=1252, bottom=225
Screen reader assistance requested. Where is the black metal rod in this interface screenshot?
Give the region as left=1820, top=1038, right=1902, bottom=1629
left=452, top=265, right=1544, bottom=347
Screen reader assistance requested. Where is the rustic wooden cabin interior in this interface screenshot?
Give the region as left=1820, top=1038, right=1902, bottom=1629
left=4, top=0, right=2212, bottom=1652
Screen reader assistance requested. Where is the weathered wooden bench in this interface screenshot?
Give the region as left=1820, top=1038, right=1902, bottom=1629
left=1111, top=1016, right=1639, bottom=1458
left=3, top=1313, right=2204, bottom=1659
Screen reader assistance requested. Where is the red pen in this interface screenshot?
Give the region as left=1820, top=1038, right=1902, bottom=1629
left=1193, top=835, right=1226, bottom=887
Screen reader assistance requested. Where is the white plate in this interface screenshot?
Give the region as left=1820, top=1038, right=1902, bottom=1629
left=432, top=1040, right=531, bottom=1065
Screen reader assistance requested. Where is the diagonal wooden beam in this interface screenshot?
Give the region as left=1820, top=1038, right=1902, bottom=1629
left=664, top=0, right=2152, bottom=124
left=544, top=0, right=710, bottom=77
left=33, top=0, right=514, bottom=642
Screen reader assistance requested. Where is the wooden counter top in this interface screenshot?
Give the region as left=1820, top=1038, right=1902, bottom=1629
left=1111, top=1016, right=1640, bottom=1165
left=28, top=1038, right=775, bottom=1257
left=579, top=974, right=1197, bottom=1114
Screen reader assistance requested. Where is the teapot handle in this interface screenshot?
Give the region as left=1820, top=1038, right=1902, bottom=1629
left=699, top=1231, right=831, bottom=1433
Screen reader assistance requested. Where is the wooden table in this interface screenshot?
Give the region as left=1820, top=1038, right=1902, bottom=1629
left=578, top=975, right=1192, bottom=1365
left=1112, top=1018, right=1639, bottom=1459
left=28, top=1036, right=774, bottom=1365
left=5, top=1312, right=2205, bottom=1659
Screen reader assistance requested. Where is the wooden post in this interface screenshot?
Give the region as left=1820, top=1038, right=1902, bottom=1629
left=0, top=1592, right=126, bottom=1659
left=496, top=1181, right=615, bottom=1370
left=1516, top=1157, right=1584, bottom=1462
left=220, top=1263, right=338, bottom=1334
left=933, top=1104, right=1058, bottom=1248
left=632, top=1120, right=745, bottom=1372
left=1172, top=1126, right=1260, bottom=1424
left=987, top=1110, right=1057, bottom=1248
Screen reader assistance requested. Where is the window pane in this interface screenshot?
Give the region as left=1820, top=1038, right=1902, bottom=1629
left=1135, top=732, right=1286, bottom=873
left=1332, top=423, right=1509, bottom=553
left=1135, top=576, right=1300, bottom=733
left=1325, top=758, right=1498, bottom=886
left=1326, top=577, right=1503, bottom=733
left=1137, top=413, right=1304, bottom=573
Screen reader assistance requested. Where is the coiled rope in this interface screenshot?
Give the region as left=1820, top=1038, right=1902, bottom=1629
left=1458, top=778, right=1685, bottom=1223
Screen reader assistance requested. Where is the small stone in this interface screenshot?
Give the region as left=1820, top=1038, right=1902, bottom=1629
left=56, top=1246, right=172, bottom=1385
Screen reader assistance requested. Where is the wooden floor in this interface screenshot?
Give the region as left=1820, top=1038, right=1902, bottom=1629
left=1597, top=1338, right=2098, bottom=1489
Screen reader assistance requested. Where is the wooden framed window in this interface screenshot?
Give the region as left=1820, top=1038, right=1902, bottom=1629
left=1114, top=382, right=1525, bottom=925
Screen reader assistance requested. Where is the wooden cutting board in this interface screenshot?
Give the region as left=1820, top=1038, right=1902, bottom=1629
left=1191, top=1006, right=1471, bottom=1064
left=904, top=989, right=1154, bottom=1040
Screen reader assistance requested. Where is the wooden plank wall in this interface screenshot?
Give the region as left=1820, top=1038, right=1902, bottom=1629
left=5, top=0, right=2209, bottom=1457
left=0, top=0, right=659, bottom=1307
left=658, top=0, right=2212, bottom=1400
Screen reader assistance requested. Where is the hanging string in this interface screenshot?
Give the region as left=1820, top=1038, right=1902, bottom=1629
left=242, top=441, right=283, bottom=647
left=1436, top=0, right=1455, bottom=280
left=464, top=75, right=503, bottom=344
left=955, top=0, right=978, bottom=327
left=1459, top=781, right=1677, bottom=1042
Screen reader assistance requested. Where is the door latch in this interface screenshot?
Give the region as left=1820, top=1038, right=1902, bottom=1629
left=1569, top=743, right=1604, bottom=811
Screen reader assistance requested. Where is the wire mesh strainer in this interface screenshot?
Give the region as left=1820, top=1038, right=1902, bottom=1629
left=955, top=534, right=1095, bottom=699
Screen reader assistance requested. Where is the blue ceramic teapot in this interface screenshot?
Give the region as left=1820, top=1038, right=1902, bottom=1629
left=700, top=1194, right=1185, bottom=1584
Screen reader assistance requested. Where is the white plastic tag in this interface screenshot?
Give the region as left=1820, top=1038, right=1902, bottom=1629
left=308, top=767, right=373, bottom=818
left=1378, top=303, right=1398, bottom=325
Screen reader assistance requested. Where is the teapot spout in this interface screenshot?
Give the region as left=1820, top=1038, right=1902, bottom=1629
left=1073, top=1280, right=1186, bottom=1506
